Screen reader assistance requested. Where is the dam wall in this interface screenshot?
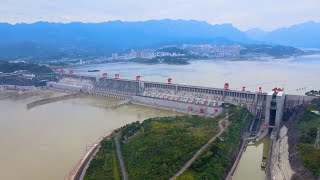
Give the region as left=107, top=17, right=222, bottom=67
left=284, top=94, right=317, bottom=109
left=50, top=75, right=268, bottom=115
left=47, top=82, right=82, bottom=92
left=132, top=95, right=223, bottom=116
left=141, top=81, right=265, bottom=115
left=91, top=90, right=131, bottom=100
left=47, top=76, right=94, bottom=93
left=50, top=74, right=317, bottom=124
left=94, top=78, right=140, bottom=95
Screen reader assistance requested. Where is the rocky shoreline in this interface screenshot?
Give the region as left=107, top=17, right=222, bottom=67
left=266, top=106, right=316, bottom=180
left=287, top=106, right=315, bottom=180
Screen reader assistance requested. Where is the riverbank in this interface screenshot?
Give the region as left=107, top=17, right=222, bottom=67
left=65, top=131, right=113, bottom=180
left=288, top=99, right=320, bottom=179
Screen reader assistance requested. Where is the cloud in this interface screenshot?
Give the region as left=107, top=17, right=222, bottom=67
left=0, top=0, right=319, bottom=30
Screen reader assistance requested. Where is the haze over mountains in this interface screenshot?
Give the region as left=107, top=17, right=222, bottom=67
left=0, top=19, right=319, bottom=60
left=246, top=21, right=320, bottom=48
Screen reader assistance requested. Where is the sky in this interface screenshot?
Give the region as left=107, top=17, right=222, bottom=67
left=0, top=0, right=319, bottom=30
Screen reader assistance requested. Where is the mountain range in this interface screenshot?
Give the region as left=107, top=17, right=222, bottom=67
left=0, top=19, right=319, bottom=60
left=245, top=21, right=320, bottom=48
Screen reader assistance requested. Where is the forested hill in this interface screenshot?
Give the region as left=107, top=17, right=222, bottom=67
left=0, top=20, right=249, bottom=60
left=0, top=61, right=52, bottom=74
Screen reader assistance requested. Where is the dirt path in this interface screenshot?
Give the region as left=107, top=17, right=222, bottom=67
left=114, top=133, right=129, bottom=180
left=169, top=113, right=231, bottom=180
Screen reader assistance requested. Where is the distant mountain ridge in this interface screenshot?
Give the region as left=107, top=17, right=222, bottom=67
left=0, top=20, right=249, bottom=45
left=246, top=21, right=320, bottom=48
left=0, top=19, right=319, bottom=60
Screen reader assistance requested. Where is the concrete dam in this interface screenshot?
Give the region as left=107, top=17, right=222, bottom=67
left=47, top=74, right=316, bottom=134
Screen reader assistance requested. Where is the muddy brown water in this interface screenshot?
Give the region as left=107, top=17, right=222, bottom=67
left=0, top=89, right=177, bottom=180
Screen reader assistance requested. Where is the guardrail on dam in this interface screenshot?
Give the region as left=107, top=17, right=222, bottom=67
left=49, top=74, right=316, bottom=129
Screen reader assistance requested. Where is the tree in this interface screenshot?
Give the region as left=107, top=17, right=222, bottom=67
left=161, top=163, right=168, bottom=174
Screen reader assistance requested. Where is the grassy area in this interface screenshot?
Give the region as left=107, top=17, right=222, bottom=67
left=177, top=105, right=252, bottom=180
left=120, top=115, right=222, bottom=180
left=84, top=136, right=121, bottom=180
left=298, top=143, right=320, bottom=177
left=296, top=98, right=320, bottom=177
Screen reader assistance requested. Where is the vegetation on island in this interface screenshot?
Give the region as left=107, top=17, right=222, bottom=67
left=146, top=56, right=190, bottom=65
left=115, top=56, right=190, bottom=65
left=241, top=44, right=304, bottom=58
left=177, top=105, right=251, bottom=180
left=156, top=47, right=190, bottom=55
left=0, top=60, right=52, bottom=74
left=84, top=135, right=122, bottom=180
left=295, top=98, right=320, bottom=177
left=120, top=115, right=222, bottom=180
left=305, top=90, right=320, bottom=96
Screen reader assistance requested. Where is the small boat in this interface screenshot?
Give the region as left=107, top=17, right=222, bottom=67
left=88, top=70, right=100, bottom=72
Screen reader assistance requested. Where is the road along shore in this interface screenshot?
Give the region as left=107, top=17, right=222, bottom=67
left=65, top=131, right=113, bottom=180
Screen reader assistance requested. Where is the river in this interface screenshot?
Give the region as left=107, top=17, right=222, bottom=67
left=0, top=54, right=319, bottom=180
left=233, top=137, right=270, bottom=180
left=0, top=90, right=177, bottom=180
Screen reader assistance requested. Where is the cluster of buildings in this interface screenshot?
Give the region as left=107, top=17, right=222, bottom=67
left=182, top=44, right=241, bottom=57
left=111, top=49, right=185, bottom=60
left=110, top=44, right=241, bottom=61
left=9, top=60, right=26, bottom=64
left=0, top=70, right=54, bottom=89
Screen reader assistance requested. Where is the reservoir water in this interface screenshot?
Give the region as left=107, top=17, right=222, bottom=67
left=72, top=54, right=320, bottom=95
left=0, top=55, right=319, bottom=180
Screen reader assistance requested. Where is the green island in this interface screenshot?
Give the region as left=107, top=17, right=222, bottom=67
left=120, top=115, right=221, bottom=179
left=83, top=105, right=252, bottom=180
left=128, top=56, right=193, bottom=65
left=177, top=105, right=251, bottom=180
left=240, top=44, right=304, bottom=58
left=84, top=136, right=122, bottom=180
left=295, top=98, right=320, bottom=177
